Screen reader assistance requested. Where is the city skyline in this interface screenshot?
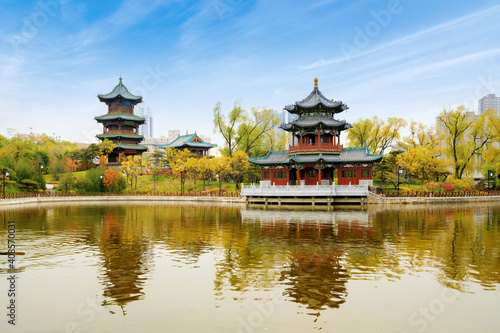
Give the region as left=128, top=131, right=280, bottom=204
left=1, top=0, right=500, bottom=148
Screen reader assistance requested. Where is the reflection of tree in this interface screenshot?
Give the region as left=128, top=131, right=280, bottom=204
left=98, top=207, right=152, bottom=314
left=280, top=248, right=349, bottom=314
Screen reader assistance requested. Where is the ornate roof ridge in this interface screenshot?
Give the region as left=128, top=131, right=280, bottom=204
left=98, top=78, right=142, bottom=102
left=284, top=79, right=349, bottom=114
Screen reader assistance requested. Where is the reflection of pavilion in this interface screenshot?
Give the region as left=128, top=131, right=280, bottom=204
left=98, top=209, right=153, bottom=314
left=280, top=248, right=349, bottom=313
left=241, top=209, right=374, bottom=314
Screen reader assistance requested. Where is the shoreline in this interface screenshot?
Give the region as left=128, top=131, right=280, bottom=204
left=0, top=195, right=246, bottom=208
left=1, top=193, right=499, bottom=208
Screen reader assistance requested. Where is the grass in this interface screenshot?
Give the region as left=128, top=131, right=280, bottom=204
left=130, top=174, right=236, bottom=193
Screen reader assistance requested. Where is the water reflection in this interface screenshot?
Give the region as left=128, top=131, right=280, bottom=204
left=1, top=202, right=500, bottom=331
left=98, top=208, right=153, bottom=314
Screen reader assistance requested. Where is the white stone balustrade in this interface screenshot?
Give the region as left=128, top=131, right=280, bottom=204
left=241, top=183, right=369, bottom=197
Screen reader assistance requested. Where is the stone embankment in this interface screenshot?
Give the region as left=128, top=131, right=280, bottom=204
left=0, top=196, right=246, bottom=207
left=367, top=193, right=500, bottom=204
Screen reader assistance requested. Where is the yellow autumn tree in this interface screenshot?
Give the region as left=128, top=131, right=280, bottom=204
left=121, top=155, right=142, bottom=190
left=229, top=151, right=249, bottom=190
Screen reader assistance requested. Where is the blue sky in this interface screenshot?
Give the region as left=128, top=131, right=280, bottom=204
left=1, top=0, right=499, bottom=146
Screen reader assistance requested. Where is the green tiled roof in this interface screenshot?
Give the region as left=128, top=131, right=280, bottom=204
left=248, top=147, right=383, bottom=165
left=96, top=133, right=144, bottom=140
left=159, top=133, right=216, bottom=149
left=94, top=113, right=146, bottom=123
left=114, top=143, right=148, bottom=151
left=98, top=78, right=142, bottom=102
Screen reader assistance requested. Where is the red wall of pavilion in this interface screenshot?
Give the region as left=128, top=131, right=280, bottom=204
left=261, top=168, right=289, bottom=185
left=337, top=167, right=372, bottom=185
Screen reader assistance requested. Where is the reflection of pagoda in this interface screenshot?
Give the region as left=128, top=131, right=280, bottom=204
left=98, top=209, right=152, bottom=314
left=280, top=248, right=349, bottom=314
left=95, top=78, right=148, bottom=165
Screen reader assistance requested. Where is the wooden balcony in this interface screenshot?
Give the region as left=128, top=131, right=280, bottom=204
left=104, top=129, right=137, bottom=134
left=289, top=143, right=342, bottom=153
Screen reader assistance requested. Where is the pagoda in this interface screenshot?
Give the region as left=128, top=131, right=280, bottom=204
left=95, top=78, right=148, bottom=165
left=159, top=133, right=216, bottom=158
left=248, top=78, right=382, bottom=186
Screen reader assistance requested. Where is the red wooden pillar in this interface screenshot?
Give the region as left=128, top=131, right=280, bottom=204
left=297, top=169, right=301, bottom=184
left=318, top=167, right=322, bottom=184
left=270, top=169, right=274, bottom=185
left=286, top=169, right=290, bottom=185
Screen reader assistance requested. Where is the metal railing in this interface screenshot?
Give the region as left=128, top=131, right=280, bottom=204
left=1, top=190, right=241, bottom=200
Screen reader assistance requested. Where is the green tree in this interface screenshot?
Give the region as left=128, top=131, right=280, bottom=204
left=213, top=102, right=281, bottom=158
left=213, top=101, right=246, bottom=157
left=437, top=106, right=496, bottom=179
left=84, top=167, right=106, bottom=192
left=49, top=159, right=68, bottom=181
left=347, top=116, right=407, bottom=154
left=236, top=108, right=281, bottom=157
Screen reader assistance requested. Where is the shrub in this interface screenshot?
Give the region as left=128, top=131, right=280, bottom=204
left=443, top=183, right=456, bottom=192
left=20, top=179, right=39, bottom=191
left=425, top=181, right=442, bottom=192
left=451, top=178, right=474, bottom=191
left=103, top=168, right=126, bottom=192
left=58, top=173, right=76, bottom=192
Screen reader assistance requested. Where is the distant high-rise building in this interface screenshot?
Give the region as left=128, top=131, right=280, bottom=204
left=168, top=130, right=180, bottom=142
left=478, top=94, right=500, bottom=114
left=287, top=111, right=299, bottom=123
left=136, top=106, right=153, bottom=137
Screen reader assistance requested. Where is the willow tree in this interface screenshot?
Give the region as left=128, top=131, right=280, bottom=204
left=437, top=106, right=496, bottom=179
left=213, top=102, right=281, bottom=157
left=347, top=116, right=407, bottom=154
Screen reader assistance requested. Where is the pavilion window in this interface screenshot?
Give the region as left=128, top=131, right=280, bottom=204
left=321, top=169, right=327, bottom=178
left=263, top=171, right=270, bottom=179
left=361, top=169, right=370, bottom=178
left=308, top=170, right=316, bottom=178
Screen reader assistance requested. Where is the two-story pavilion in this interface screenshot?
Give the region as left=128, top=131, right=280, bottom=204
left=248, top=79, right=382, bottom=186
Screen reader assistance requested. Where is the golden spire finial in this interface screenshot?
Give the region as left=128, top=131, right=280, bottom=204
left=314, top=78, right=318, bottom=88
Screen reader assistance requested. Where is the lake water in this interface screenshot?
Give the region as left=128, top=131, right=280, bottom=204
left=1, top=202, right=499, bottom=332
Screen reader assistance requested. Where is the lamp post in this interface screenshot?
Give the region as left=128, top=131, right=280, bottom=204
left=2, top=169, right=9, bottom=199
left=180, top=171, right=184, bottom=196
left=488, top=170, right=494, bottom=190
left=39, top=163, right=44, bottom=175
left=398, top=166, right=403, bottom=197
left=100, top=172, right=103, bottom=195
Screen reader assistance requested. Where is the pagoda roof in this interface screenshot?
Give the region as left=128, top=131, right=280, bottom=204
left=159, top=133, right=216, bottom=149
left=94, top=113, right=146, bottom=123
left=248, top=147, right=382, bottom=165
left=284, top=79, right=348, bottom=114
left=96, top=133, right=144, bottom=140
left=280, top=115, right=352, bottom=131
left=98, top=78, right=143, bottom=103
left=113, top=143, right=148, bottom=151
